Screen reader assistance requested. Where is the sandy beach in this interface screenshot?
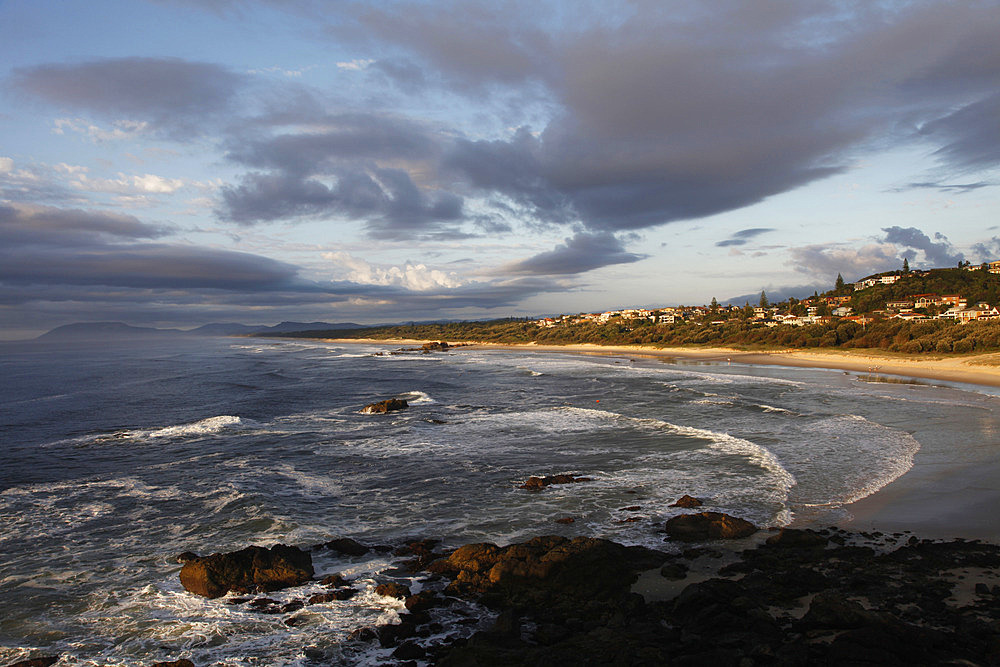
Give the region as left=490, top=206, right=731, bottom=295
left=319, top=337, right=1000, bottom=542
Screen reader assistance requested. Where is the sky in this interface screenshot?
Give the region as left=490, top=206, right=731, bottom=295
left=1, top=0, right=999, bottom=339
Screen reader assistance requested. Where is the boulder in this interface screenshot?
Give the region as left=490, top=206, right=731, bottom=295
left=360, top=398, right=408, bottom=414
left=375, top=582, right=412, bottom=599
left=663, top=512, right=758, bottom=541
left=8, top=659, right=60, bottom=667
left=422, top=341, right=449, bottom=351
left=555, top=517, right=575, bottom=524
left=425, top=535, right=666, bottom=611
left=669, top=495, right=703, bottom=508
left=518, top=474, right=592, bottom=490
left=765, top=528, right=828, bottom=549
left=323, top=537, right=369, bottom=557
left=150, top=662, right=195, bottom=667
left=179, top=544, right=313, bottom=599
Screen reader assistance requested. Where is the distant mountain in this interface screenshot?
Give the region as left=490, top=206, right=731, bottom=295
left=36, top=321, right=186, bottom=341
left=36, top=320, right=367, bottom=341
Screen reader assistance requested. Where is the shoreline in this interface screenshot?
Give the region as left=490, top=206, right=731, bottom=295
left=312, top=336, right=1000, bottom=543
left=311, top=337, right=1000, bottom=389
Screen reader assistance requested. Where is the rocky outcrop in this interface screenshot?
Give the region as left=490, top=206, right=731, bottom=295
left=426, top=535, right=666, bottom=612
left=360, top=398, right=408, bottom=414
left=374, top=582, right=412, bottom=599
left=150, top=661, right=196, bottom=667
left=518, top=474, right=592, bottom=490
left=7, top=658, right=60, bottom=667
left=669, top=494, right=703, bottom=508
left=423, top=530, right=1000, bottom=666
left=421, top=341, right=449, bottom=351
left=321, top=537, right=369, bottom=556
left=662, top=511, right=758, bottom=541
left=179, top=544, right=313, bottom=599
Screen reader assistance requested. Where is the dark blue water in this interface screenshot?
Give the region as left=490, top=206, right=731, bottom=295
left=2, top=337, right=996, bottom=665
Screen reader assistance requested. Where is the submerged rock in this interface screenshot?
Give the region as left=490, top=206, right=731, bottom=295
left=669, top=494, right=703, bottom=508
left=360, top=398, right=408, bottom=414
left=179, top=544, right=313, bottom=599
left=7, top=658, right=60, bottom=667
left=663, top=511, right=758, bottom=541
left=322, top=537, right=369, bottom=556
left=518, top=474, right=592, bottom=490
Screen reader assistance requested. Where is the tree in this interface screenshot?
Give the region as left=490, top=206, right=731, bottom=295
left=903, top=257, right=910, bottom=273
left=710, top=297, right=719, bottom=313
left=835, top=273, right=846, bottom=293
left=759, top=290, right=770, bottom=308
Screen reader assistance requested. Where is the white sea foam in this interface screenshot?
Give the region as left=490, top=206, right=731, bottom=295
left=144, top=415, right=243, bottom=439
left=399, top=390, right=436, bottom=405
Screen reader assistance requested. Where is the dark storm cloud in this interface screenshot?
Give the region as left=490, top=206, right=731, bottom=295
left=11, top=57, right=244, bottom=137
left=218, top=167, right=464, bottom=238
left=327, top=1, right=1000, bottom=233
left=716, top=228, right=776, bottom=247
left=0, top=201, right=572, bottom=331
left=0, top=202, right=299, bottom=291
left=882, top=226, right=964, bottom=267
left=501, top=232, right=645, bottom=276
left=921, top=94, right=1000, bottom=172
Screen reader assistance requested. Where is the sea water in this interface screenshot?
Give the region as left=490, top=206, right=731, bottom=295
left=2, top=337, right=998, bottom=665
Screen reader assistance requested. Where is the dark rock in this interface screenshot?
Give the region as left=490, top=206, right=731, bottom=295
left=801, top=590, right=893, bottom=629
left=518, top=474, right=592, bottom=490
left=323, top=538, right=369, bottom=557
left=281, top=600, right=304, bottom=613
left=393, top=641, right=428, bottom=660
left=284, top=615, right=305, bottom=627
left=422, top=341, right=450, bottom=351
left=765, top=528, right=829, bottom=549
left=308, top=592, right=339, bottom=604
left=360, top=398, right=408, bottom=414
left=405, top=591, right=442, bottom=612
left=670, top=495, right=704, bottom=508
left=150, top=661, right=196, bottom=667
left=320, top=573, right=348, bottom=587
left=660, top=562, right=689, bottom=580
left=377, top=620, right=418, bottom=647
left=555, top=517, right=575, bottom=524
left=619, top=506, right=642, bottom=511
left=8, top=658, right=61, bottom=667
left=332, top=588, right=358, bottom=600
left=179, top=544, right=313, bottom=599
left=425, top=535, right=666, bottom=612
left=375, top=582, right=412, bottom=599
left=174, top=551, right=200, bottom=564
left=347, top=627, right=378, bottom=642
left=663, top=512, right=758, bottom=541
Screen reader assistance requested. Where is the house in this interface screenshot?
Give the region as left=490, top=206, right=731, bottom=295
left=910, top=294, right=942, bottom=308
left=879, top=275, right=900, bottom=285
left=886, top=300, right=914, bottom=310
left=956, top=305, right=1000, bottom=322
left=853, top=278, right=878, bottom=290
left=940, top=295, right=966, bottom=308
left=832, top=306, right=853, bottom=317
left=658, top=314, right=677, bottom=324
left=990, top=261, right=1000, bottom=274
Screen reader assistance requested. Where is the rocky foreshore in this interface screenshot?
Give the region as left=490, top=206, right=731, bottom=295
left=19, top=515, right=999, bottom=667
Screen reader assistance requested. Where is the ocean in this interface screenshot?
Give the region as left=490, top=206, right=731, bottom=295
left=2, top=337, right=998, bottom=665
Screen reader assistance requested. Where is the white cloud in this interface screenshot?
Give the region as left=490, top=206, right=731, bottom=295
left=324, top=251, right=468, bottom=291
left=336, top=59, right=374, bottom=71
left=787, top=242, right=900, bottom=281
left=72, top=172, right=185, bottom=195
left=53, top=118, right=149, bottom=142
left=247, top=65, right=312, bottom=78
left=0, top=157, right=13, bottom=174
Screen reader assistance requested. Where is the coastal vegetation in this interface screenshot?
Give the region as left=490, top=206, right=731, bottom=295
left=277, top=317, right=1000, bottom=354
left=273, top=265, right=1000, bottom=354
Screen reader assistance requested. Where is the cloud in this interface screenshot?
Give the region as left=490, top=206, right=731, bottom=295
left=881, top=226, right=964, bottom=267
left=325, top=1, right=1000, bottom=235
left=323, top=251, right=468, bottom=290
left=788, top=242, right=901, bottom=282
left=336, top=59, right=375, bottom=71
left=500, top=232, right=645, bottom=276
left=52, top=118, right=150, bottom=142
left=897, top=181, right=992, bottom=194
left=72, top=172, right=187, bottom=195
left=13, top=57, right=245, bottom=138
left=716, top=227, right=775, bottom=247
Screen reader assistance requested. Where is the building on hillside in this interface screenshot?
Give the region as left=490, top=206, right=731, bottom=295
left=832, top=306, right=853, bottom=317
left=886, top=300, right=914, bottom=310
left=879, top=275, right=900, bottom=285
left=910, top=294, right=942, bottom=308
left=989, top=261, right=1000, bottom=274
left=853, top=278, right=878, bottom=290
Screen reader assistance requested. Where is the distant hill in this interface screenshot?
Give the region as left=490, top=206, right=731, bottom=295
left=36, top=322, right=186, bottom=341
left=36, top=320, right=367, bottom=341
